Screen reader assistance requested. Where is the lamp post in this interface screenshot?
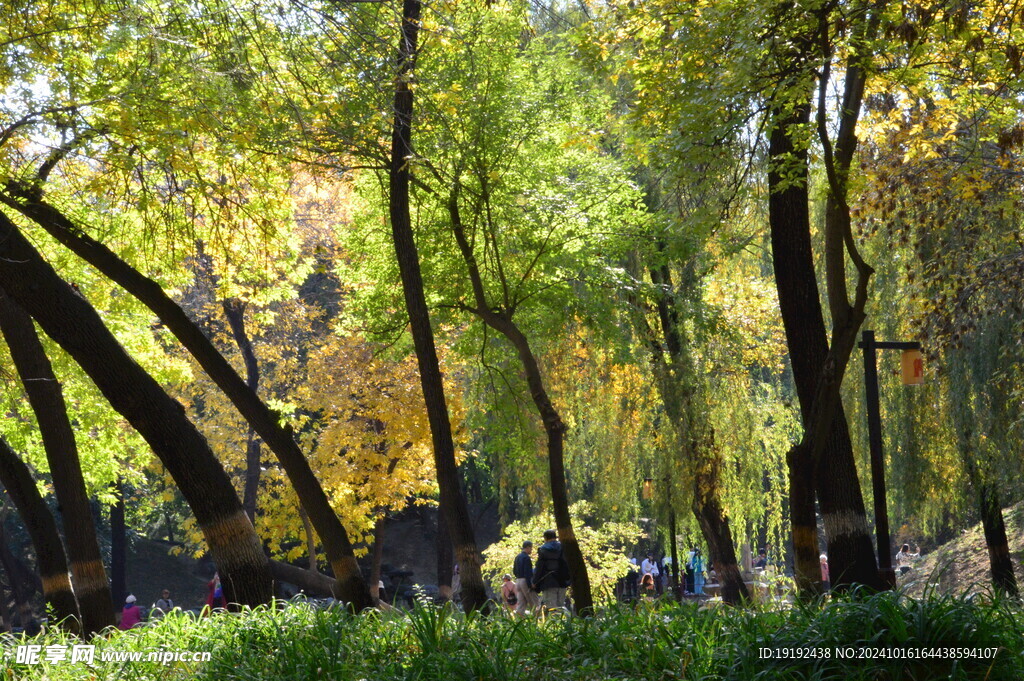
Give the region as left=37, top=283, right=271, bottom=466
left=858, top=329, right=923, bottom=589
left=643, top=476, right=679, bottom=597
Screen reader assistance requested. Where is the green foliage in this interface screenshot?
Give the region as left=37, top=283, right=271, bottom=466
left=481, top=501, right=643, bottom=599
left=6, top=593, right=1024, bottom=680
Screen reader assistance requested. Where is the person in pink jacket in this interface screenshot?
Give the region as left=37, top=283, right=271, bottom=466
left=119, top=594, right=142, bottom=629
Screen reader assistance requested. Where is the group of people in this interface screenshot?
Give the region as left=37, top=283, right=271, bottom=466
left=501, top=529, right=572, bottom=614
left=117, top=589, right=176, bottom=630
left=116, top=572, right=227, bottom=630
left=816, top=542, right=920, bottom=592
left=620, top=547, right=712, bottom=600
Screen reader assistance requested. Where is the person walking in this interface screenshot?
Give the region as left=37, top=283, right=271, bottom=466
left=820, top=553, right=831, bottom=591
left=513, top=540, right=539, bottom=615
left=532, top=529, right=571, bottom=612
left=119, top=595, right=142, bottom=630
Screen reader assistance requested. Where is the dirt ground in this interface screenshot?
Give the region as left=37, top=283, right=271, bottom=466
left=120, top=502, right=501, bottom=611
left=902, top=502, right=1024, bottom=597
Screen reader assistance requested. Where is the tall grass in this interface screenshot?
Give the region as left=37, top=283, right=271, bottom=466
left=3, top=590, right=1022, bottom=680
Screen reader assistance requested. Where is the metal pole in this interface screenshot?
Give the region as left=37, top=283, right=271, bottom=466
left=861, top=330, right=895, bottom=588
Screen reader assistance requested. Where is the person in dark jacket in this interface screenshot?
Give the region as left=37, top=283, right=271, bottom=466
left=513, top=540, right=539, bottom=615
left=532, top=529, right=571, bottom=611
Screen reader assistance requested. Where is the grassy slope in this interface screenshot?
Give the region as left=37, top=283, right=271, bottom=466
left=903, top=502, right=1024, bottom=597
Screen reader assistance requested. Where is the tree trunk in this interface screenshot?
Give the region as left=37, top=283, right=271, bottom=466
left=0, top=193, right=372, bottom=610
left=445, top=189, right=593, bottom=613
left=110, top=479, right=127, bottom=610
left=0, top=527, right=38, bottom=634
left=0, top=211, right=272, bottom=608
left=975, top=480, right=1018, bottom=597
left=386, top=0, right=487, bottom=612
left=222, top=299, right=262, bottom=524
left=691, top=491, right=746, bottom=604
left=268, top=559, right=336, bottom=596
left=767, top=105, right=882, bottom=593
left=0, top=437, right=79, bottom=631
left=489, top=321, right=594, bottom=613
left=369, top=517, right=386, bottom=601
left=436, top=503, right=453, bottom=601
left=299, top=507, right=319, bottom=574
left=956, top=424, right=1019, bottom=598
left=0, top=291, right=114, bottom=633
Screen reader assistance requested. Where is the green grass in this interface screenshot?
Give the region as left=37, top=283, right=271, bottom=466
left=3, top=591, right=1022, bottom=680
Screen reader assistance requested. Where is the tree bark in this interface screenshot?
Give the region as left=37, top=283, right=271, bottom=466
left=436, top=503, right=453, bottom=601
left=268, top=559, right=336, bottom=596
left=974, top=480, right=1018, bottom=597
left=0, top=437, right=79, bottom=631
left=369, top=517, right=386, bottom=601
left=0, top=191, right=373, bottom=610
left=0, top=291, right=115, bottom=633
left=0, top=526, right=38, bottom=633
left=298, top=507, right=319, bottom=574
left=767, top=104, right=883, bottom=593
left=385, top=0, right=487, bottom=612
left=0, top=210, right=272, bottom=608
left=953, top=405, right=1020, bottom=597
left=110, top=479, right=127, bottom=610
left=222, top=299, right=263, bottom=524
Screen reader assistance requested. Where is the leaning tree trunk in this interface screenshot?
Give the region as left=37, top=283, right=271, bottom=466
left=0, top=211, right=272, bottom=607
left=0, top=192, right=372, bottom=610
left=385, top=0, right=487, bottom=612
left=0, top=292, right=115, bottom=633
left=0, top=437, right=80, bottom=631
left=950, top=376, right=1020, bottom=598
left=517, top=336, right=594, bottom=612
left=222, top=299, right=262, bottom=524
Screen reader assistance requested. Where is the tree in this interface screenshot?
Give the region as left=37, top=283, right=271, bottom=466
left=0, top=292, right=115, bottom=633
left=0, top=211, right=272, bottom=607
left=383, top=0, right=488, bottom=613
left=756, top=0, right=888, bottom=593
left=0, top=437, right=80, bottom=631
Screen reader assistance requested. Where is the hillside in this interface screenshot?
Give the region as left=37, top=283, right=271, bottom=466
left=903, top=502, right=1024, bottom=597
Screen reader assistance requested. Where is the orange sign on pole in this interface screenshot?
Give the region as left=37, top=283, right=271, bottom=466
left=901, top=349, right=924, bottom=385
